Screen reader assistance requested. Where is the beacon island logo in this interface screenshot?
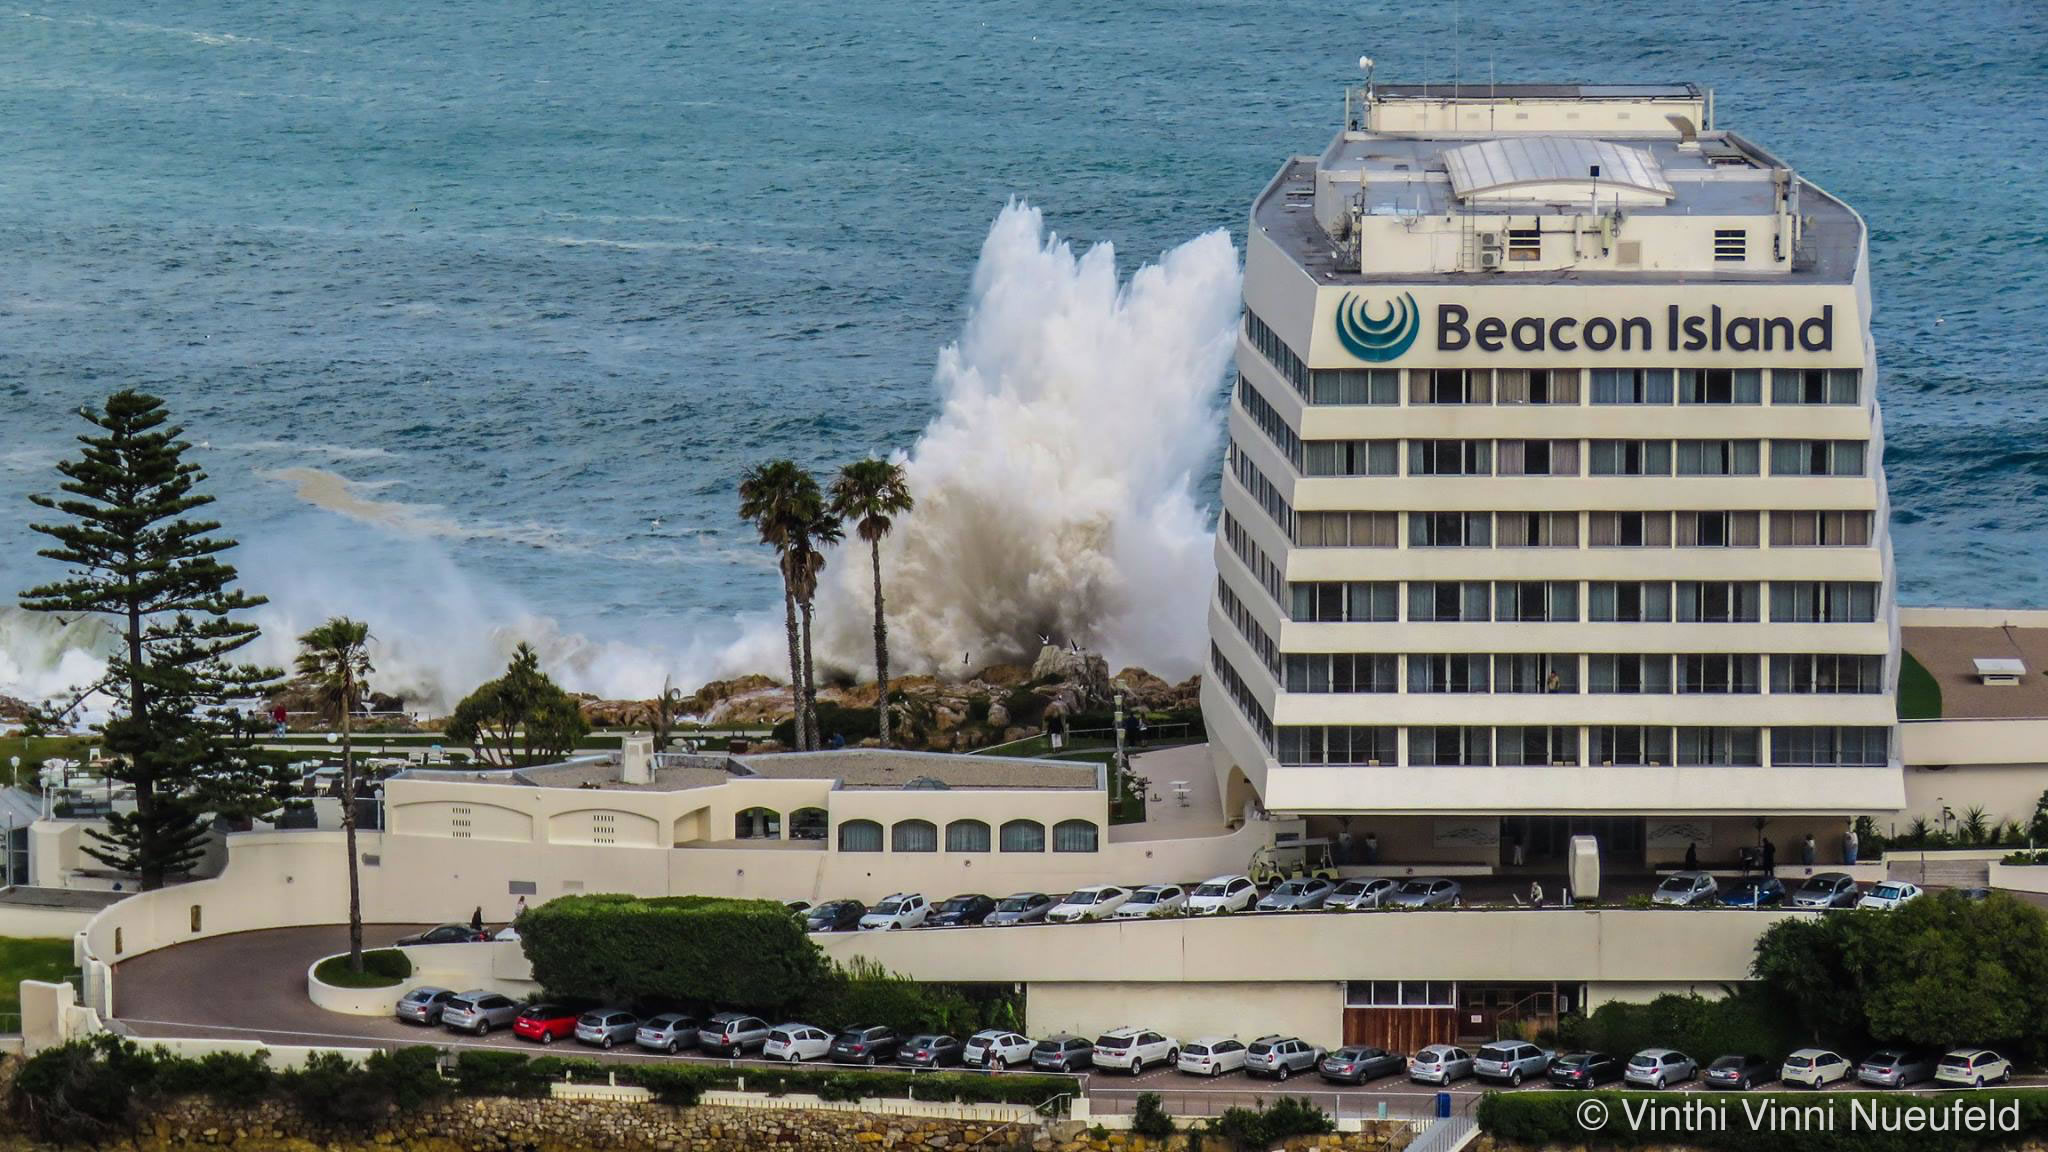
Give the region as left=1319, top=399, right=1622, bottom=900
left=1333, top=291, right=1421, bottom=363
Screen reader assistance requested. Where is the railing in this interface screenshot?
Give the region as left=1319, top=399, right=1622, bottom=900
left=1084, top=1085, right=1440, bottom=1125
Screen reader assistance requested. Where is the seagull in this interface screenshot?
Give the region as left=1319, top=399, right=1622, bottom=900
left=1037, top=633, right=1051, bottom=646
left=650, top=517, right=663, bottom=528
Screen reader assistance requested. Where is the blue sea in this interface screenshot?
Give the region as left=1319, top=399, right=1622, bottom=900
left=0, top=0, right=2044, bottom=699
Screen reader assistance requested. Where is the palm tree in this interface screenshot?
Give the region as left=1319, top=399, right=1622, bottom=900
left=739, top=461, right=832, bottom=750
left=829, top=458, right=914, bottom=746
left=295, top=617, right=374, bottom=973
left=788, top=507, right=843, bottom=749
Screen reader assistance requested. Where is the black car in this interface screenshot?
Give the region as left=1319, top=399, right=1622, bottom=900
left=928, top=894, right=998, bottom=927
left=804, top=900, right=866, bottom=933
left=896, top=1034, right=966, bottom=1068
left=1704, top=1053, right=1775, bottom=1090
left=396, top=923, right=489, bottom=946
left=1319, top=1045, right=1405, bottom=1084
left=829, top=1025, right=901, bottom=1065
left=1547, top=1051, right=1625, bottom=1089
left=1031, top=1034, right=1094, bottom=1072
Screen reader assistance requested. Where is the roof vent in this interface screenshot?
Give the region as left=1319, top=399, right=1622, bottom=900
left=1973, top=658, right=2025, bottom=687
left=621, top=733, right=655, bottom=784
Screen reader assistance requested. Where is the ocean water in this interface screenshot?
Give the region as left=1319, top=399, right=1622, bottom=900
left=0, top=0, right=2043, bottom=704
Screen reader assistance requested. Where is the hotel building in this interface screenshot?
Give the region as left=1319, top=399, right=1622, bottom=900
left=1204, top=81, right=1903, bottom=869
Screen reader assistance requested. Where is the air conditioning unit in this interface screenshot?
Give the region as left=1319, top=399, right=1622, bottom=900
left=1478, top=232, right=1504, bottom=250
left=1479, top=249, right=1504, bottom=270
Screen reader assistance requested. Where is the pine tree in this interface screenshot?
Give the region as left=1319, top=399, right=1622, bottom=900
left=21, top=391, right=275, bottom=890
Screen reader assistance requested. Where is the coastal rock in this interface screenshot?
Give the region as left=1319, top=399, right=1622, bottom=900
left=1030, top=646, right=1111, bottom=703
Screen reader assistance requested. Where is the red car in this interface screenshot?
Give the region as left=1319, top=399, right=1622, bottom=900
left=513, top=1004, right=580, bottom=1044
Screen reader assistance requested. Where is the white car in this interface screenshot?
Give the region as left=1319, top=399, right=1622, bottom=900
left=762, top=1023, right=833, bottom=1063
left=1091, top=1026, right=1179, bottom=1074
left=858, top=893, right=929, bottom=930
left=1186, top=874, right=1258, bottom=915
left=1113, top=884, right=1188, bottom=919
left=1780, top=1048, right=1851, bottom=1089
left=1178, top=1037, right=1248, bottom=1077
left=1323, top=877, right=1397, bottom=911
left=1935, top=1048, right=2012, bottom=1088
left=963, top=1029, right=1034, bottom=1069
left=1046, top=885, right=1131, bottom=923
left=1855, top=881, right=1922, bottom=910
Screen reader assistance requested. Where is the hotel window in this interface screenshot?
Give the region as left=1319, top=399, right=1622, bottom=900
left=1589, top=439, right=1672, bottom=476
left=1497, top=439, right=1581, bottom=476
left=1771, top=726, right=1890, bottom=767
left=1236, top=376, right=1302, bottom=471
left=1771, top=581, right=1879, bottom=623
left=1772, top=367, right=1860, bottom=405
left=1496, top=726, right=1580, bottom=766
left=945, top=819, right=991, bottom=853
left=1289, top=581, right=1398, bottom=623
left=1229, top=439, right=1294, bottom=537
left=1284, top=653, right=1399, bottom=694
left=1591, top=368, right=1674, bottom=404
left=1495, top=511, right=1579, bottom=548
left=891, top=819, right=937, bottom=853
left=1211, top=644, right=1276, bottom=751
left=1223, top=512, right=1286, bottom=606
left=1770, top=511, right=1873, bottom=547
left=1296, top=510, right=1398, bottom=548
left=1277, top=725, right=1397, bottom=766
left=1507, top=226, right=1542, bottom=261
left=1678, top=654, right=1761, bottom=694
left=1304, top=439, right=1398, bottom=477
left=1590, top=581, right=1672, bottom=622
left=1770, top=440, right=1867, bottom=477
left=1678, top=727, right=1762, bottom=766
left=999, top=819, right=1046, bottom=853
left=1588, top=511, right=1672, bottom=547
left=1713, top=229, right=1747, bottom=262
left=1588, top=654, right=1674, bottom=694
left=1677, top=439, right=1761, bottom=476
left=1409, top=439, right=1493, bottom=476
left=1244, top=310, right=1309, bottom=396
left=1408, top=653, right=1490, bottom=694
left=1310, top=368, right=1400, bottom=406
left=1411, top=368, right=1492, bottom=405
left=1771, top=654, right=1886, bottom=694
left=1592, top=725, right=1673, bottom=766
left=1494, top=654, right=1579, bottom=694
left=1408, top=512, right=1492, bottom=547
left=1675, top=581, right=1761, bottom=623
left=837, top=820, right=883, bottom=853
left=1677, top=368, right=1761, bottom=405
left=1408, top=581, right=1492, bottom=623
left=1496, top=581, right=1579, bottom=623
left=1676, top=510, right=1760, bottom=547
left=1052, top=820, right=1099, bottom=853
left=1408, top=726, right=1493, bottom=767
left=1497, top=369, right=1580, bottom=404
left=1217, top=578, right=1280, bottom=676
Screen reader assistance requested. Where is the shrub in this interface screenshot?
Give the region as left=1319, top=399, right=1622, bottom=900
left=11, top=1038, right=142, bottom=1144
left=519, top=894, right=832, bottom=1015
left=156, top=1050, right=274, bottom=1106
left=1131, top=1092, right=1175, bottom=1137
left=1555, top=988, right=1799, bottom=1069
left=454, top=1050, right=556, bottom=1098
left=1203, top=1096, right=1332, bottom=1150
left=312, top=949, right=412, bottom=988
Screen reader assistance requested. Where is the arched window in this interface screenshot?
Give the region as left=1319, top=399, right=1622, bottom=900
left=892, top=819, right=938, bottom=853
left=1053, top=819, right=1099, bottom=853
left=945, top=819, right=991, bottom=853
left=838, top=819, right=882, bottom=853
left=735, top=807, right=781, bottom=840
left=1000, top=819, right=1045, bottom=853
left=789, top=807, right=829, bottom=842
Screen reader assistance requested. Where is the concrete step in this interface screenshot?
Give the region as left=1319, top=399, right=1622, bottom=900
left=1888, top=858, right=1991, bottom=887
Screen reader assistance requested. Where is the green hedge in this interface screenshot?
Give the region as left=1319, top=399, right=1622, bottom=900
left=1479, top=1089, right=2048, bottom=1152
left=312, top=949, right=412, bottom=988
left=518, top=894, right=832, bottom=1014
left=1555, top=989, right=1800, bottom=1067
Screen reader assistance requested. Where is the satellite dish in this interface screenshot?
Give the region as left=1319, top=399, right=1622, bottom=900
left=1358, top=56, right=1374, bottom=71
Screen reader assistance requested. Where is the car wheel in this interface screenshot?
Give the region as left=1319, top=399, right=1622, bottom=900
left=475, top=1021, right=489, bottom=1037
left=669, top=1040, right=681, bottom=1055
left=1167, top=1049, right=1179, bottom=1068
left=1974, top=1076, right=1984, bottom=1088
left=865, top=1055, right=877, bottom=1066
left=1738, top=1077, right=1749, bottom=1091
left=1654, top=1076, right=1665, bottom=1089
left=1510, top=1070, right=1522, bottom=1087
left=1210, top=1064, right=1223, bottom=1078
left=602, top=1036, right=614, bottom=1050
left=786, top=1051, right=801, bottom=1064
left=2002, top=1070, right=2013, bottom=1085
left=889, top=923, right=901, bottom=930
left=540, top=1032, right=554, bottom=1045
left=1276, top=1064, right=1291, bottom=1082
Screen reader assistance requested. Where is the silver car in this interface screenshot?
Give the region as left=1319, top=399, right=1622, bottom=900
left=698, top=1012, right=772, bottom=1055
left=395, top=986, right=455, bottom=1025
left=1474, top=1041, right=1553, bottom=1086
left=577, top=1008, right=639, bottom=1048
left=1255, top=878, right=1334, bottom=912
left=986, top=892, right=1056, bottom=926
left=1244, top=1035, right=1323, bottom=1080
left=1323, top=877, right=1397, bottom=911
left=1652, top=871, right=1719, bottom=907
left=1390, top=878, right=1461, bottom=908
left=1857, top=1048, right=1937, bottom=1088
left=1626, top=1049, right=1698, bottom=1088
left=1409, top=1044, right=1474, bottom=1085
left=1788, top=872, right=1861, bottom=909
left=634, top=1012, right=699, bottom=1053
left=440, top=990, right=521, bottom=1036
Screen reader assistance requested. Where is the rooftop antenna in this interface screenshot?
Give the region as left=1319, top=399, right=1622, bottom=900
left=1453, top=0, right=1462, bottom=94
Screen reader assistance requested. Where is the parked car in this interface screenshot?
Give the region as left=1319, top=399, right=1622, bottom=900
left=395, top=986, right=455, bottom=1026
left=1047, top=885, right=1132, bottom=923
left=441, top=990, right=521, bottom=1036
left=1721, top=877, right=1787, bottom=909
left=512, top=1003, right=581, bottom=1044
left=804, top=899, right=866, bottom=933
left=396, top=924, right=488, bottom=946
left=1244, top=1034, right=1323, bottom=1080
left=1704, top=1053, right=1775, bottom=1090
left=1114, top=884, right=1187, bottom=919
left=1958, top=887, right=1994, bottom=901
left=633, top=1012, right=700, bottom=1054
left=1409, top=1045, right=1474, bottom=1085
left=1856, top=882, right=1923, bottom=910
left=858, top=893, right=929, bottom=931
left=986, top=892, right=1057, bottom=926
left=1935, top=1048, right=2012, bottom=1088
left=1548, top=1051, right=1625, bottom=1089
left=1092, top=1027, right=1180, bottom=1074
left=829, top=1025, right=901, bottom=1066
left=896, top=1034, right=966, bottom=1068
left=1857, top=1049, right=1938, bottom=1089
left=928, top=893, right=998, bottom=927
left=964, top=1029, right=1035, bottom=1069
left=1030, top=1034, right=1094, bottom=1072
left=1474, top=1042, right=1553, bottom=1087
left=764, top=1023, right=834, bottom=1063
left=1186, top=874, right=1258, bottom=915
left=1255, top=877, right=1335, bottom=912
left=1389, top=878, right=1461, bottom=909
left=1179, top=1037, right=1249, bottom=1077
left=698, top=1012, right=772, bottom=1055
left=1319, top=1045, right=1404, bottom=1084
left=784, top=900, right=811, bottom=915
left=1625, top=1049, right=1698, bottom=1089
left=1789, top=872, right=1861, bottom=909
left=1781, top=1049, right=1852, bottom=1089
left=1652, top=871, right=1719, bottom=907
left=576, top=1008, right=640, bottom=1049
left=1323, top=878, right=1397, bottom=912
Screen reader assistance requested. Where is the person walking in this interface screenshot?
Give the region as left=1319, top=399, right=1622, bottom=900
left=1684, top=842, right=1698, bottom=871
left=514, top=895, right=528, bottom=920
left=470, top=906, right=484, bottom=934
left=1046, top=711, right=1065, bottom=751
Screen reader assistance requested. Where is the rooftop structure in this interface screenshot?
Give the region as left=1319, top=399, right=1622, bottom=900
left=399, top=749, right=1103, bottom=792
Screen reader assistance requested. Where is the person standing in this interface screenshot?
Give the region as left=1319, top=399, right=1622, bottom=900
left=470, top=905, right=484, bottom=934
left=514, top=895, right=528, bottom=920
left=1843, top=824, right=1859, bottom=866
left=1684, top=842, right=1699, bottom=871
left=1364, top=831, right=1379, bottom=865
left=1510, top=835, right=1525, bottom=868
left=1761, top=837, right=1777, bottom=875
left=271, top=703, right=288, bottom=737
left=1802, top=833, right=1817, bottom=866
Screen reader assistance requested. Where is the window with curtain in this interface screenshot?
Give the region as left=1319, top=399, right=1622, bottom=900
left=1497, top=368, right=1580, bottom=405
left=1496, top=726, right=1579, bottom=765
left=945, top=819, right=990, bottom=853
left=1589, top=581, right=1673, bottom=622
left=1494, top=654, right=1580, bottom=694
left=1591, top=368, right=1674, bottom=404
left=1310, top=368, right=1400, bottom=405
left=837, top=820, right=882, bottom=853
left=1677, top=439, right=1761, bottom=476
left=1770, top=654, right=1885, bottom=694
left=1408, top=726, right=1492, bottom=766
left=891, top=819, right=937, bottom=853
left=1497, top=439, right=1582, bottom=476
left=1770, top=511, right=1872, bottom=547
left=1676, top=581, right=1761, bottom=622
left=1408, top=653, right=1491, bottom=694
left=1678, top=368, right=1761, bottom=404
left=1589, top=512, right=1672, bottom=547
left=1678, top=654, right=1761, bottom=694
left=1588, top=654, right=1674, bottom=694
left=1589, top=439, right=1673, bottom=476
left=1770, top=726, right=1889, bottom=767
left=1304, top=439, right=1398, bottom=477
left=1411, top=368, right=1491, bottom=404
left=1407, top=582, right=1491, bottom=622
left=1052, top=820, right=1099, bottom=853
left=1677, top=727, right=1762, bottom=766
left=1676, top=511, right=1760, bottom=547
left=1591, top=726, right=1673, bottom=766
left=1770, top=368, right=1860, bottom=405
left=999, top=819, right=1045, bottom=852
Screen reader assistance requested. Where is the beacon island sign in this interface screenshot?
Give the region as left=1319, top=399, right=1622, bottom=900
left=1332, top=291, right=1836, bottom=361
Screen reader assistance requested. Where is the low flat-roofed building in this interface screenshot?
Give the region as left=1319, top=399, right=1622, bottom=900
left=1897, top=608, right=2048, bottom=830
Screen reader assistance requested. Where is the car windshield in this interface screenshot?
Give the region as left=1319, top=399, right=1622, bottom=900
left=1095, top=1036, right=1131, bottom=1049
left=1127, top=890, right=1159, bottom=904
left=939, top=898, right=972, bottom=912
left=403, top=990, right=436, bottom=1003
left=1332, top=881, right=1368, bottom=896
left=1183, top=1044, right=1210, bottom=1056
left=1414, top=1051, right=1440, bottom=1063
left=1630, top=1055, right=1657, bottom=1067
left=1657, top=876, right=1693, bottom=892
left=1867, top=1051, right=1902, bottom=1064
left=1478, top=1047, right=1511, bottom=1060
left=1398, top=881, right=1433, bottom=895
left=1275, top=881, right=1305, bottom=895
left=1248, top=1042, right=1275, bottom=1055
left=1066, top=891, right=1099, bottom=904
left=1940, top=1056, right=1970, bottom=1068
left=1798, top=878, right=1836, bottom=893
left=1033, top=1040, right=1064, bottom=1053
left=1786, top=1055, right=1813, bottom=1068
left=1194, top=882, right=1229, bottom=896
left=996, top=896, right=1038, bottom=911
left=1873, top=884, right=1905, bottom=899
left=1555, top=1054, right=1587, bottom=1067
left=875, top=901, right=903, bottom=914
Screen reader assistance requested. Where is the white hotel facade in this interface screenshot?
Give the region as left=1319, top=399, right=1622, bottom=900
left=1203, top=82, right=1901, bottom=869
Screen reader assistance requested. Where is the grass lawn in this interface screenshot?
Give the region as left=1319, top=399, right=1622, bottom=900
left=0, top=938, right=81, bottom=1016
left=1898, top=650, right=1943, bottom=720
left=312, top=948, right=412, bottom=988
